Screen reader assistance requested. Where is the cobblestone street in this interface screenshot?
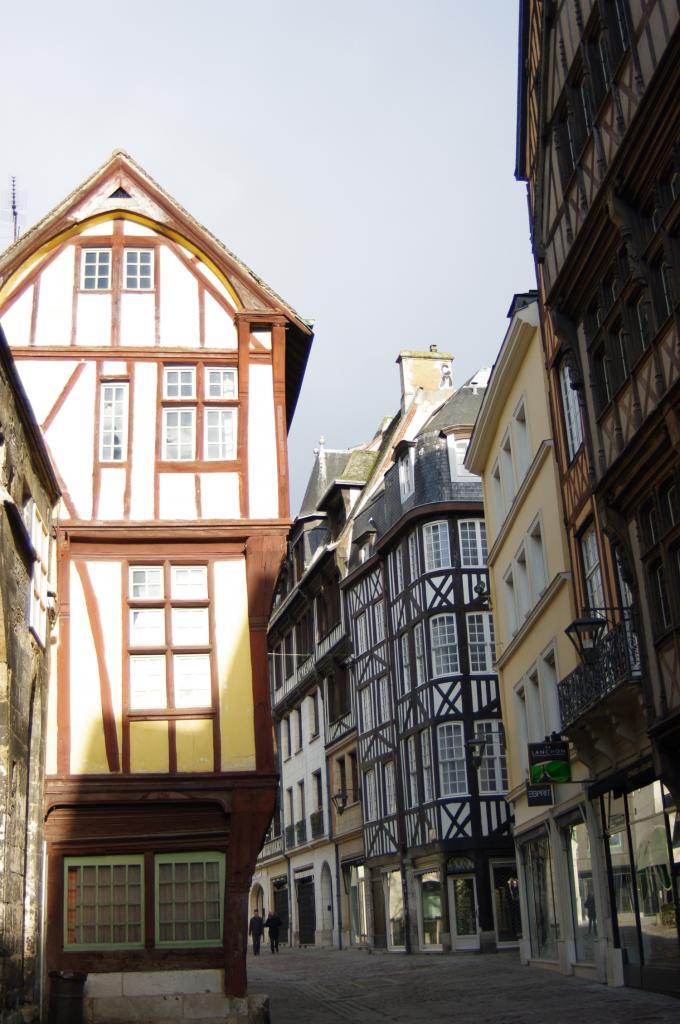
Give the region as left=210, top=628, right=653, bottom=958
left=247, top=947, right=680, bottom=1024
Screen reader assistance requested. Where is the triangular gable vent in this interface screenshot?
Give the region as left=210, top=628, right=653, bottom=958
left=109, top=186, right=131, bottom=199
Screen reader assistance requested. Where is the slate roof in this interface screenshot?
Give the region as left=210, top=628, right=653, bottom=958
left=419, top=367, right=491, bottom=436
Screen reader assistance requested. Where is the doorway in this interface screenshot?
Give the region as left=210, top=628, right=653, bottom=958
left=448, top=875, right=480, bottom=950
left=297, top=876, right=316, bottom=945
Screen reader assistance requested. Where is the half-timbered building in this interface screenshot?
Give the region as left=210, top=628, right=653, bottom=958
left=0, top=152, right=312, bottom=1020
left=516, top=0, right=680, bottom=995
left=344, top=357, right=517, bottom=954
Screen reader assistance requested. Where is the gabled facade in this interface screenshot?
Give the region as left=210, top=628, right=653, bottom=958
left=516, top=0, right=680, bottom=995
left=0, top=152, right=312, bottom=1019
left=343, top=356, right=517, bottom=955
left=0, top=327, right=59, bottom=1023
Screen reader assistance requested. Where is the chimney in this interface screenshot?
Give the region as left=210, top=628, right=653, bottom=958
left=397, top=349, right=454, bottom=412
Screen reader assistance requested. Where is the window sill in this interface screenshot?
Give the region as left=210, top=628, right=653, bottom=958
left=127, top=708, right=216, bottom=720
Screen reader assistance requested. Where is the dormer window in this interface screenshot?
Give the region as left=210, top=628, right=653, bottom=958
left=398, top=447, right=415, bottom=500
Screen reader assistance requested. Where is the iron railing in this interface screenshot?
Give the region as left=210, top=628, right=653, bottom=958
left=295, top=818, right=307, bottom=845
left=558, top=610, right=641, bottom=729
left=310, top=809, right=324, bottom=839
left=284, top=824, right=295, bottom=850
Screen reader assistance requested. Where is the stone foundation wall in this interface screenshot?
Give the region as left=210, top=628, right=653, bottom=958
left=83, top=970, right=269, bottom=1024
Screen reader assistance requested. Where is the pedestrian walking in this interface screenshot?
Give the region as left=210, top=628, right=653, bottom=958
left=249, top=908, right=264, bottom=955
left=584, top=891, right=597, bottom=934
left=264, top=909, right=282, bottom=953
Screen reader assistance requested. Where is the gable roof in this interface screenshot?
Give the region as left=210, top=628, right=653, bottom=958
left=0, top=151, right=313, bottom=426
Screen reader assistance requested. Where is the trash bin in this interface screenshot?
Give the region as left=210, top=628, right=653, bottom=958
left=48, top=970, right=87, bottom=1024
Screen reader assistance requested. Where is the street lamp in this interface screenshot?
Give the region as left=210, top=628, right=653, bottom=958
left=465, top=737, right=487, bottom=770
left=564, top=615, right=607, bottom=665
left=331, top=791, right=348, bottom=815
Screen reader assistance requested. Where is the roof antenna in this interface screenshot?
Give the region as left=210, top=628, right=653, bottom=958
left=2, top=177, right=24, bottom=243
left=11, top=177, right=20, bottom=241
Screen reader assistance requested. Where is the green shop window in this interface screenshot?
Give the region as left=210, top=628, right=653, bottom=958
left=155, top=852, right=225, bottom=946
left=64, top=855, right=144, bottom=950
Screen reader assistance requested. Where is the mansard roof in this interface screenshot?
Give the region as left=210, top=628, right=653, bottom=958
left=419, top=367, right=491, bottom=436
left=0, top=150, right=313, bottom=425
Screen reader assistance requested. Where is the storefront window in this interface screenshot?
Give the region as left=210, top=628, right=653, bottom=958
left=565, top=819, right=596, bottom=963
left=522, top=832, right=559, bottom=960
left=419, top=871, right=443, bottom=947
left=606, top=793, right=639, bottom=966
left=452, top=877, right=477, bottom=938
left=386, top=870, right=405, bottom=948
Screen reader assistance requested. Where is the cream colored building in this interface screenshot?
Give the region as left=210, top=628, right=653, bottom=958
left=467, top=294, right=618, bottom=984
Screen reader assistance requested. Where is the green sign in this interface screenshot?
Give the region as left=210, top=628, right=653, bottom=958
left=528, top=742, right=571, bottom=784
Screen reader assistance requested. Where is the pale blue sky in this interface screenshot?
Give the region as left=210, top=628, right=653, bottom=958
left=1, top=1, right=535, bottom=511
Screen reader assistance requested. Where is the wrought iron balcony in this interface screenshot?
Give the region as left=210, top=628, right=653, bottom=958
left=558, top=612, right=641, bottom=729
left=295, top=818, right=307, bottom=845
left=258, top=833, right=283, bottom=861
left=284, top=824, right=295, bottom=849
left=310, top=809, right=324, bottom=838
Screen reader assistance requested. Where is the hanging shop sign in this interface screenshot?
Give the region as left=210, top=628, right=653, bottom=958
left=528, top=741, right=571, bottom=784
left=526, top=784, right=553, bottom=807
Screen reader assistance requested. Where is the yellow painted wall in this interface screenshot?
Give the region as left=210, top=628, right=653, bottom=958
left=176, top=719, right=214, bottom=772
left=130, top=721, right=169, bottom=773
left=68, top=563, right=109, bottom=774
left=215, top=559, right=256, bottom=771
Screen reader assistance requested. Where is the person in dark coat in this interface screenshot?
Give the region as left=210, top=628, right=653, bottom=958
left=264, top=909, right=282, bottom=953
left=248, top=909, right=264, bottom=954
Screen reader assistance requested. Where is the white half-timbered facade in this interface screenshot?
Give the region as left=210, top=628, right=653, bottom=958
left=0, top=152, right=312, bottom=1019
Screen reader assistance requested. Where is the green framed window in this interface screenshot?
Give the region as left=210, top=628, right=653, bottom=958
left=155, top=852, right=225, bottom=946
left=64, top=856, right=144, bottom=950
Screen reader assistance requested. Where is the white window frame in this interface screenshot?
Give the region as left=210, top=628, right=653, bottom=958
left=364, top=769, right=378, bottom=821
left=466, top=612, right=495, bottom=673
left=378, top=675, right=391, bottom=723
left=559, top=361, right=583, bottom=460
left=581, top=525, right=604, bottom=611
left=447, top=433, right=477, bottom=480
left=398, top=447, right=415, bottom=500
left=204, top=407, right=236, bottom=460
left=406, top=735, right=418, bottom=808
left=527, top=515, right=548, bottom=600
left=124, top=248, right=154, bottom=290
left=162, top=407, right=196, bottom=461
left=81, top=248, right=111, bottom=290
left=99, top=382, right=128, bottom=462
left=355, top=611, right=369, bottom=654
left=437, top=722, right=467, bottom=796
left=421, top=729, right=434, bottom=802
left=206, top=367, right=238, bottom=399
left=408, top=531, right=420, bottom=579
left=360, top=685, right=374, bottom=732
left=430, top=614, right=459, bottom=677
left=511, top=398, right=531, bottom=480
left=458, top=520, right=487, bottom=568
left=392, top=546, right=405, bottom=593
left=163, top=366, right=196, bottom=400
left=400, top=633, right=411, bottom=694
left=414, top=622, right=426, bottom=684
left=475, top=721, right=508, bottom=795
left=384, top=761, right=396, bottom=815
left=423, top=521, right=451, bottom=572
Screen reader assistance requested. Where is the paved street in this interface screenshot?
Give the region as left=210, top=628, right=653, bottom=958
left=247, top=947, right=679, bottom=1024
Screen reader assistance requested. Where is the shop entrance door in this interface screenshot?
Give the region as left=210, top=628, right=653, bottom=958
left=448, top=875, right=480, bottom=950
left=273, top=885, right=289, bottom=944
left=297, top=876, right=316, bottom=945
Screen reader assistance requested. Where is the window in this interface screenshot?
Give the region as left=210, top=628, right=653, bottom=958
left=124, top=249, right=153, bottom=290
left=406, top=735, right=418, bottom=808
left=661, top=480, right=680, bottom=530
left=296, top=707, right=303, bottom=751
left=392, top=546, right=405, bottom=593
left=514, top=545, right=531, bottom=621
left=127, top=562, right=212, bottom=713
left=378, top=675, right=391, bottom=723
left=155, top=852, right=224, bottom=946
left=204, top=408, right=236, bottom=460
left=100, top=383, right=128, bottom=462
left=313, top=770, right=323, bottom=810
left=430, top=614, right=459, bottom=676
left=528, top=517, right=548, bottom=598
left=423, top=521, right=451, bottom=571
left=364, top=769, right=378, bottom=821
left=206, top=367, right=237, bottom=399
left=652, top=563, right=671, bottom=631
left=400, top=633, right=412, bottom=693
left=500, top=431, right=516, bottom=505
left=635, top=294, right=653, bottom=350
left=512, top=400, right=531, bottom=480
left=408, top=531, right=420, bottom=579
left=559, top=361, right=583, bottom=460
left=81, top=248, right=111, bottom=290
left=466, top=612, right=495, bottom=673
left=421, top=730, right=433, bottom=802
left=374, top=601, right=386, bottom=643
left=163, top=407, right=195, bottom=461
left=65, top=856, right=143, bottom=949
left=447, top=434, right=476, bottom=480
left=459, top=520, right=487, bottom=567
left=310, top=690, right=320, bottom=737
left=503, top=568, right=518, bottom=636
left=398, top=448, right=415, bottom=499
left=438, top=723, right=467, bottom=796
left=581, top=526, right=604, bottom=610
left=27, top=501, right=49, bottom=645
left=475, top=722, right=508, bottom=794
left=283, top=717, right=291, bottom=759
left=360, top=686, right=374, bottom=732
left=355, top=611, right=369, bottom=654
left=162, top=365, right=237, bottom=462
left=384, top=761, right=396, bottom=815
left=414, top=622, right=426, bottom=684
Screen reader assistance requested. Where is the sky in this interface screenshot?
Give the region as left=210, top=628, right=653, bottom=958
left=1, top=1, right=535, bottom=512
